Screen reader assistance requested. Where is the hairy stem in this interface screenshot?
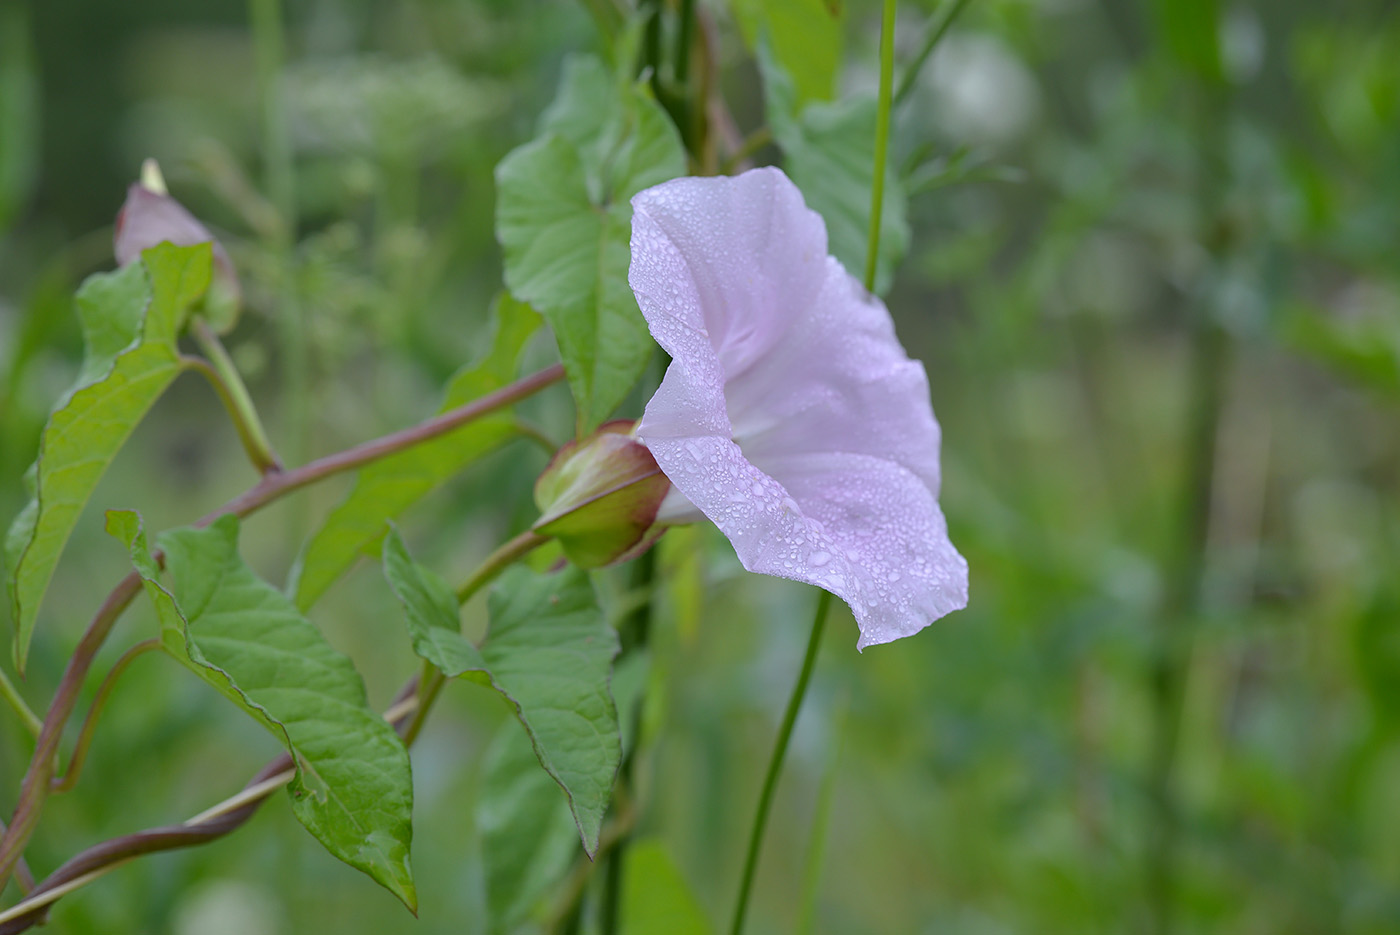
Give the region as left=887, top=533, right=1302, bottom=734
left=865, top=0, right=897, bottom=293
left=730, top=589, right=832, bottom=935
left=0, top=363, right=564, bottom=891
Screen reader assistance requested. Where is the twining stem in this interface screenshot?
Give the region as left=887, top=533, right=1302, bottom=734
left=0, top=669, right=41, bottom=742
left=0, top=689, right=422, bottom=932
left=50, top=640, right=162, bottom=794
left=189, top=319, right=282, bottom=474
left=892, top=0, right=975, bottom=107
left=0, top=820, right=33, bottom=896
left=730, top=589, right=832, bottom=935
left=0, top=363, right=565, bottom=892
left=865, top=0, right=898, bottom=294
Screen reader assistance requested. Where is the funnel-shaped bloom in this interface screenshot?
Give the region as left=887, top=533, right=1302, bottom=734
left=630, top=168, right=967, bottom=648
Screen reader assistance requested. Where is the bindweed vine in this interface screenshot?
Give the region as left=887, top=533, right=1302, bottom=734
left=0, top=3, right=981, bottom=931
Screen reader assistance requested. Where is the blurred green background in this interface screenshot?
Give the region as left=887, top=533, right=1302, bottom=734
left=2, top=0, right=1399, bottom=932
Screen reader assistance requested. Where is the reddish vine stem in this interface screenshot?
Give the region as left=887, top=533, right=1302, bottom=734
left=0, top=363, right=566, bottom=892
left=0, top=671, right=427, bottom=933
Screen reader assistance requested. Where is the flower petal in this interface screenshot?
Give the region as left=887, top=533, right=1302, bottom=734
left=631, top=168, right=968, bottom=647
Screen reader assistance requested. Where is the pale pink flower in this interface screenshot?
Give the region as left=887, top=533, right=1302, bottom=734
left=630, top=168, right=968, bottom=649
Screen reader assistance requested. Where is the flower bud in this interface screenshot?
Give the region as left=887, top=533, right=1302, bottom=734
left=114, top=158, right=242, bottom=332
left=533, top=421, right=670, bottom=568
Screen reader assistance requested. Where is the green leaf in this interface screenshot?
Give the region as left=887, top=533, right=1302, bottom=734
left=620, top=839, right=712, bottom=935
left=496, top=55, right=684, bottom=434
left=477, top=720, right=579, bottom=934
left=760, top=44, right=909, bottom=296
left=290, top=293, right=540, bottom=610
left=108, top=511, right=417, bottom=911
left=5, top=243, right=210, bottom=671
left=481, top=566, right=621, bottom=855
left=732, top=0, right=842, bottom=108
left=380, top=528, right=486, bottom=676
left=381, top=534, right=620, bottom=855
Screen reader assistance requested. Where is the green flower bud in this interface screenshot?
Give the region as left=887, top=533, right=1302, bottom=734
left=533, top=421, right=670, bottom=568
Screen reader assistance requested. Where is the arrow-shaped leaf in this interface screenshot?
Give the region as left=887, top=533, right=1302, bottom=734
left=382, top=530, right=620, bottom=855
left=6, top=243, right=209, bottom=671
left=110, top=511, right=417, bottom=911
left=496, top=55, right=684, bottom=434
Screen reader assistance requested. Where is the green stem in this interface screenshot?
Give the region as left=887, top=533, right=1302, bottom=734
left=50, top=640, right=161, bottom=794
left=892, top=0, right=974, bottom=107
left=400, top=662, right=442, bottom=750
left=187, top=320, right=282, bottom=473
left=730, top=589, right=832, bottom=935
left=1146, top=84, right=1229, bottom=935
left=455, top=529, right=550, bottom=605
left=674, top=0, right=697, bottom=85
left=0, top=667, right=41, bottom=741
left=248, top=0, right=306, bottom=476
left=865, top=0, right=898, bottom=293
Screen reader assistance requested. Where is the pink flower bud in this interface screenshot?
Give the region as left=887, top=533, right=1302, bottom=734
left=114, top=159, right=242, bottom=331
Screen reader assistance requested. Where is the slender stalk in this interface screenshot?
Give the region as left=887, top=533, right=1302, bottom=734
left=1145, top=84, right=1229, bottom=935
left=730, top=589, right=832, bottom=935
left=674, top=0, right=697, bottom=86
left=50, top=640, right=161, bottom=793
left=865, top=0, right=898, bottom=293
left=892, top=0, right=975, bottom=107
left=248, top=0, right=305, bottom=476
left=0, top=363, right=565, bottom=891
left=599, top=547, right=658, bottom=935
left=0, top=669, right=40, bottom=742
left=189, top=320, right=282, bottom=473
left=0, top=821, right=33, bottom=896
left=180, top=357, right=279, bottom=476
left=400, top=663, right=443, bottom=749
left=454, top=528, right=550, bottom=605
left=0, top=677, right=426, bottom=931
